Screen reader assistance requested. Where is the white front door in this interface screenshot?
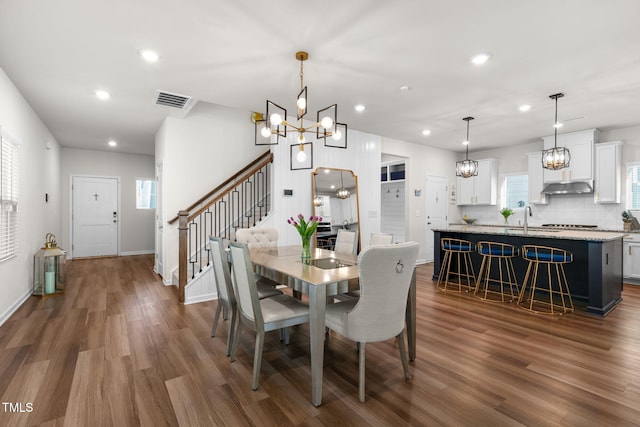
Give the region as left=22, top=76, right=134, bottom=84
left=72, top=176, right=119, bottom=258
left=425, top=174, right=448, bottom=262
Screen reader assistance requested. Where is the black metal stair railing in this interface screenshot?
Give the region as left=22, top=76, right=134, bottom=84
left=170, top=151, right=273, bottom=303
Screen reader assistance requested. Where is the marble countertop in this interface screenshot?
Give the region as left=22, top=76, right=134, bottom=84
left=435, top=224, right=626, bottom=242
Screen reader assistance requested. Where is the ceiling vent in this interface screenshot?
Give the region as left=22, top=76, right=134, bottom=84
left=153, top=90, right=193, bottom=109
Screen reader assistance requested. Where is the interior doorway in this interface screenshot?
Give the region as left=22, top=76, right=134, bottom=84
left=425, top=174, right=448, bottom=262
left=71, top=176, right=119, bottom=258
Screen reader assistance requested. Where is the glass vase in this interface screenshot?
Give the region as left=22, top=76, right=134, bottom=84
left=301, top=235, right=311, bottom=264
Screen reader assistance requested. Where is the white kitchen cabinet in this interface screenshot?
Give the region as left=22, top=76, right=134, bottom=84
left=623, top=234, right=640, bottom=280
left=594, top=141, right=623, bottom=203
left=456, top=158, right=497, bottom=205
left=542, top=128, right=599, bottom=183
left=527, top=152, right=548, bottom=204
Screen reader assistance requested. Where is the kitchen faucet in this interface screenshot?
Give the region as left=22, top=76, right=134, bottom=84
left=524, top=205, right=532, bottom=234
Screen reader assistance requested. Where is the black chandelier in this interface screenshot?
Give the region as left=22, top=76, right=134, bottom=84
left=455, top=117, right=478, bottom=178
left=542, top=92, right=571, bottom=170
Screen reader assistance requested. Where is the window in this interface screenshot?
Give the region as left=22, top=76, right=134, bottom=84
left=136, top=179, right=156, bottom=209
left=1, top=130, right=19, bottom=263
left=502, top=174, right=528, bottom=209
left=627, top=163, right=640, bottom=210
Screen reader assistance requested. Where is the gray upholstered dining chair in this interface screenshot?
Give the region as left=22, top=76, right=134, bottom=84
left=369, top=232, right=393, bottom=246
left=228, top=241, right=311, bottom=391
left=235, top=227, right=280, bottom=288
left=334, top=229, right=358, bottom=255
left=325, top=242, right=419, bottom=402
left=209, top=236, right=282, bottom=356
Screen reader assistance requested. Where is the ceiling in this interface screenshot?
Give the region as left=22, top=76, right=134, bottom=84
left=1, top=1, right=640, bottom=156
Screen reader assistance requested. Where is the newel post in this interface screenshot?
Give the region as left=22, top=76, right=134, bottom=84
left=178, top=210, right=189, bottom=303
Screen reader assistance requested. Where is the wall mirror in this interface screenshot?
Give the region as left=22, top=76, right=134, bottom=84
left=311, top=167, right=360, bottom=251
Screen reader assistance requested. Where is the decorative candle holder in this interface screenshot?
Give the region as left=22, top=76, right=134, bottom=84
left=33, top=233, right=66, bottom=297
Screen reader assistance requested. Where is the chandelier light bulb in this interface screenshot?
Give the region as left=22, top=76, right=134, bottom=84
left=332, top=129, right=342, bottom=140
left=260, top=126, right=271, bottom=138
left=298, top=133, right=306, bottom=144
left=296, top=146, right=307, bottom=163
left=297, top=97, right=306, bottom=110
left=320, top=116, right=334, bottom=129
left=270, top=113, right=283, bottom=126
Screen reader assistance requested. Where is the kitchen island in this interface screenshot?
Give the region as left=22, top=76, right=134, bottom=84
left=433, top=225, right=625, bottom=316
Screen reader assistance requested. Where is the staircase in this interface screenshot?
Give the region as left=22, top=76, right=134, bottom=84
left=168, top=151, right=273, bottom=303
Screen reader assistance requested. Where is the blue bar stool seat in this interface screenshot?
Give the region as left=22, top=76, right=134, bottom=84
left=518, top=245, right=574, bottom=315
left=474, top=241, right=519, bottom=302
left=437, top=238, right=476, bottom=292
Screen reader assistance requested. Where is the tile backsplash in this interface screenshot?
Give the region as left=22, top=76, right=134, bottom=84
left=459, top=193, right=627, bottom=230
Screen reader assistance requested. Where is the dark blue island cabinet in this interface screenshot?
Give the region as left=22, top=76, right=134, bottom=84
left=433, top=226, right=625, bottom=316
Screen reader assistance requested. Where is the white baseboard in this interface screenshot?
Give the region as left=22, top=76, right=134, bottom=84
left=184, top=293, right=217, bottom=305
left=0, top=289, right=32, bottom=327
left=120, top=250, right=155, bottom=256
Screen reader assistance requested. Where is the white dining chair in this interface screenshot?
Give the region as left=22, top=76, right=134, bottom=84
left=325, top=242, right=419, bottom=402
left=235, top=227, right=279, bottom=248
left=209, top=236, right=282, bottom=356
left=228, top=241, right=311, bottom=391
left=334, top=229, right=358, bottom=255
left=369, top=232, right=393, bottom=246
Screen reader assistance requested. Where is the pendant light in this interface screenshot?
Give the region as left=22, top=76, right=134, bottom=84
left=455, top=117, right=478, bottom=178
left=313, top=173, right=323, bottom=207
left=336, top=170, right=350, bottom=199
left=542, top=93, right=571, bottom=170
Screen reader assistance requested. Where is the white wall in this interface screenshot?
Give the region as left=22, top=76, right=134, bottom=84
left=381, top=137, right=459, bottom=261
left=60, top=148, right=155, bottom=256
left=264, top=128, right=381, bottom=249
left=156, top=102, right=267, bottom=282
left=455, top=126, right=640, bottom=229
left=156, top=102, right=382, bottom=279
left=0, top=67, right=62, bottom=325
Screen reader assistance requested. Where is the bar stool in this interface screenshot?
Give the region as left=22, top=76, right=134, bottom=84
left=437, top=238, right=476, bottom=292
left=474, top=241, right=519, bottom=302
left=518, top=245, right=574, bottom=315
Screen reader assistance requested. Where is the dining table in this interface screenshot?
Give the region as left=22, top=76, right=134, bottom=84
left=249, top=245, right=417, bottom=407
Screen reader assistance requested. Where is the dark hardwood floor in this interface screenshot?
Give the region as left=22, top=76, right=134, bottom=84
left=1, top=254, right=639, bottom=426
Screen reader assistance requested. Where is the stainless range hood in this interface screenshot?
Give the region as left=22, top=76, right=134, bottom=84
left=542, top=181, right=593, bottom=195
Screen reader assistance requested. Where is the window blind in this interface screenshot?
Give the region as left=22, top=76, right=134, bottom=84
left=0, top=130, right=19, bottom=263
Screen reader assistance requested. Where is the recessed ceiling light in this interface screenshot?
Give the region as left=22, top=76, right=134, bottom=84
left=519, top=104, right=531, bottom=112
left=108, top=140, right=117, bottom=147
left=95, top=90, right=110, bottom=100
left=421, top=129, right=431, bottom=136
left=554, top=122, right=564, bottom=129
left=470, top=52, right=492, bottom=65
left=462, top=140, right=470, bottom=146
left=400, top=85, right=411, bottom=92
left=354, top=104, right=366, bottom=112
left=139, top=49, right=159, bottom=63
